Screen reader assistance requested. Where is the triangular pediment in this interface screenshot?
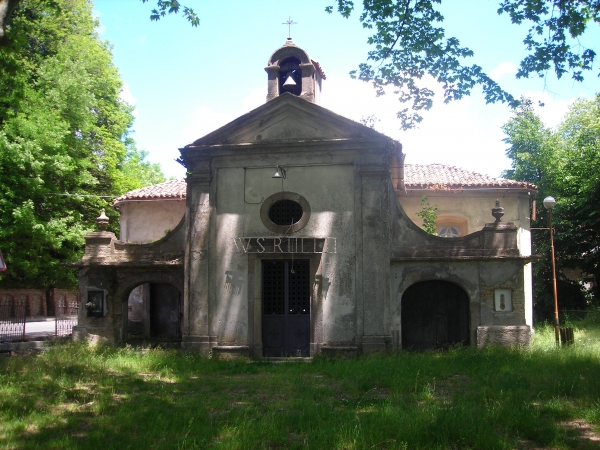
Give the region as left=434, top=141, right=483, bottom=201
left=185, top=93, right=388, bottom=147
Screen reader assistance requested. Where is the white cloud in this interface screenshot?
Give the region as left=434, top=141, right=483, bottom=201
left=320, top=75, right=587, bottom=177
left=181, top=106, right=234, bottom=146
left=322, top=75, right=513, bottom=176
left=241, top=87, right=267, bottom=112
left=489, top=62, right=518, bottom=81
left=180, top=88, right=267, bottom=147
left=92, top=10, right=106, bottom=35
left=120, top=82, right=136, bottom=105
left=174, top=77, right=586, bottom=181
left=522, top=91, right=577, bottom=129
left=119, top=82, right=138, bottom=117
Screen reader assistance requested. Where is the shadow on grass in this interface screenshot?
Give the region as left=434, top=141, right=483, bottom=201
left=0, top=335, right=598, bottom=449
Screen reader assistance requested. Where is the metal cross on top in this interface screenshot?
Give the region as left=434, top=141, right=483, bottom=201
left=282, top=17, right=297, bottom=39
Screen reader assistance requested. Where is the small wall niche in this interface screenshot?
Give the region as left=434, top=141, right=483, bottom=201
left=86, top=289, right=106, bottom=317
left=494, top=289, right=512, bottom=312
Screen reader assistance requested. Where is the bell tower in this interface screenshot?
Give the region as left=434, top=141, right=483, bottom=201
left=265, top=38, right=325, bottom=104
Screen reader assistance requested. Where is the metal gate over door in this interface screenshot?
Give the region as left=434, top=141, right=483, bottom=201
left=402, top=280, right=470, bottom=350
left=262, top=260, right=310, bottom=357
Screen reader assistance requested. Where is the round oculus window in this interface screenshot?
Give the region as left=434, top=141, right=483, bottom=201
left=268, top=200, right=303, bottom=226
left=260, top=192, right=310, bottom=234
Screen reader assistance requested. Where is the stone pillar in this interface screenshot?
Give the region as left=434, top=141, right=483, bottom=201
left=299, top=63, right=315, bottom=103
left=73, top=267, right=116, bottom=345
left=358, top=162, right=391, bottom=354
left=482, top=222, right=518, bottom=254
left=265, top=65, right=280, bottom=102
left=181, top=167, right=216, bottom=353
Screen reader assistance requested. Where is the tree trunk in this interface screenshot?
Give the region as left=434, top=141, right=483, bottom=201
left=0, top=0, right=20, bottom=45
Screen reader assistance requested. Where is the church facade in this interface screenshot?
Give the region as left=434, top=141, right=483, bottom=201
left=73, top=40, right=536, bottom=356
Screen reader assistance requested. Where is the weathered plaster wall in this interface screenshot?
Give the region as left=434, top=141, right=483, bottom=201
left=397, top=191, right=534, bottom=329
left=74, top=266, right=184, bottom=345
left=390, top=259, right=528, bottom=347
left=211, top=159, right=358, bottom=352
left=73, top=222, right=185, bottom=346
left=398, top=191, right=529, bottom=235
left=118, top=200, right=185, bottom=243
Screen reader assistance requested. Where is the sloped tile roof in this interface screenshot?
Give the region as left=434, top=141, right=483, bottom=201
left=403, top=164, right=536, bottom=189
left=311, top=59, right=326, bottom=80
left=112, top=165, right=535, bottom=205
left=112, top=179, right=186, bottom=206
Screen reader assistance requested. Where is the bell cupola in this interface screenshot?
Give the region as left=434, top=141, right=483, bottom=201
left=265, top=38, right=326, bottom=104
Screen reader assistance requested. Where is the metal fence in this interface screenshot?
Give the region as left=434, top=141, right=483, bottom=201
left=0, top=297, right=26, bottom=343
left=55, top=299, right=78, bottom=337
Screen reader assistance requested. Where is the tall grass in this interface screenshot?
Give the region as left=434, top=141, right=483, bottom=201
left=1, top=321, right=599, bottom=449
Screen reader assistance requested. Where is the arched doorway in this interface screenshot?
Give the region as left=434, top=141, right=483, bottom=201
left=401, top=280, right=469, bottom=350
left=127, top=283, right=182, bottom=344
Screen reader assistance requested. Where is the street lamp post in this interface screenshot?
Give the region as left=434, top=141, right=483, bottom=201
left=543, top=196, right=560, bottom=345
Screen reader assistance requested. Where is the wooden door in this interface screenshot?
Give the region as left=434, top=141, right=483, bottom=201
left=401, top=280, right=469, bottom=350
left=150, top=283, right=181, bottom=340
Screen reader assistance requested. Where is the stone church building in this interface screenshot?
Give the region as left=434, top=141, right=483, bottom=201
left=73, top=39, right=537, bottom=356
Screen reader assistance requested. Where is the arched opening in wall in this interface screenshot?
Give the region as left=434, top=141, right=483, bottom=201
left=127, top=283, right=182, bottom=344
left=401, top=280, right=469, bottom=350
left=278, top=57, right=302, bottom=96
left=436, top=216, right=468, bottom=238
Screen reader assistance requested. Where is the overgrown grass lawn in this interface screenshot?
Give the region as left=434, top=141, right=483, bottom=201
left=1, top=322, right=600, bottom=449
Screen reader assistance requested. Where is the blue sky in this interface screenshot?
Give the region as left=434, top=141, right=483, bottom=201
left=94, top=0, right=600, bottom=180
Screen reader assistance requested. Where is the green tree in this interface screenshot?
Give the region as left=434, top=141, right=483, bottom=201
left=328, top=0, right=598, bottom=129
left=0, top=0, right=198, bottom=44
left=0, top=0, right=164, bottom=289
left=416, top=195, right=438, bottom=235
left=502, top=96, right=600, bottom=319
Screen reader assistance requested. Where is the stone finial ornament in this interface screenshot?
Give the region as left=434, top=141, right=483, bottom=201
left=492, top=199, right=505, bottom=223
left=96, top=208, right=109, bottom=231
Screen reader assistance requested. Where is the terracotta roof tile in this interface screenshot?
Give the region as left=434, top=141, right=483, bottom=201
left=112, top=165, right=535, bottom=205
left=311, top=59, right=326, bottom=80
left=403, top=164, right=536, bottom=189
left=112, top=179, right=186, bottom=206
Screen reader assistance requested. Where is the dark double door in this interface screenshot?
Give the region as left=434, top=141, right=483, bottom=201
left=262, top=260, right=310, bottom=357
left=401, top=280, right=470, bottom=351
left=150, top=283, right=181, bottom=340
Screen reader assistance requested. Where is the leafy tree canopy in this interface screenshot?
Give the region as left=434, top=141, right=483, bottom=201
left=0, top=0, right=165, bottom=289
left=502, top=95, right=600, bottom=318
left=0, top=0, right=198, bottom=44
left=327, top=0, right=599, bottom=129
left=140, top=0, right=199, bottom=26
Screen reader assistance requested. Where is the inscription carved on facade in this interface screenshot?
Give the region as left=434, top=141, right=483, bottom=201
left=233, top=237, right=336, bottom=254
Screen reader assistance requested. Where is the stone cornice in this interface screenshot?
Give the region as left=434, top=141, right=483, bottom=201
left=359, top=164, right=391, bottom=178
left=391, top=254, right=540, bottom=263
left=180, top=138, right=392, bottom=159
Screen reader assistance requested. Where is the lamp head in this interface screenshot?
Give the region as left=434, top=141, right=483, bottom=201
left=543, top=196, right=556, bottom=210
left=272, top=166, right=286, bottom=179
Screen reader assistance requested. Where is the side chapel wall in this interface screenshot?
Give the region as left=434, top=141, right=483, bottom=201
left=388, top=191, right=532, bottom=347
left=118, top=200, right=186, bottom=243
